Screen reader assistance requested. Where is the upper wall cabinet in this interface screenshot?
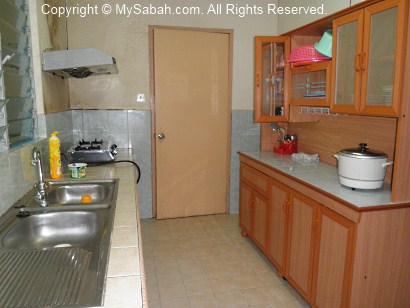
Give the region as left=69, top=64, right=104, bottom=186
left=254, top=36, right=290, bottom=122
left=331, top=0, right=407, bottom=116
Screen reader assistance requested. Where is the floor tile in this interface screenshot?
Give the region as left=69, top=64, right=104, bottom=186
left=184, top=279, right=214, bottom=297
left=210, top=276, right=238, bottom=293
left=188, top=294, right=219, bottom=308
left=215, top=290, right=248, bottom=308
left=160, top=296, right=190, bottom=308
left=157, top=282, right=187, bottom=300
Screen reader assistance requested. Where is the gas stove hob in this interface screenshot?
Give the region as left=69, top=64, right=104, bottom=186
left=68, top=139, right=118, bottom=163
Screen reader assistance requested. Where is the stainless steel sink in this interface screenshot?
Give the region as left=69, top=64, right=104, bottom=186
left=0, top=179, right=119, bottom=307
left=2, top=211, right=101, bottom=250
left=46, top=181, right=114, bottom=204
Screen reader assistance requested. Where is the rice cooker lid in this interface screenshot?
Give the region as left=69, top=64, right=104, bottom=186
left=339, top=143, right=387, bottom=159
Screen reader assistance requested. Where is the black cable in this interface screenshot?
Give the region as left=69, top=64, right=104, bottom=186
left=84, top=160, right=141, bottom=184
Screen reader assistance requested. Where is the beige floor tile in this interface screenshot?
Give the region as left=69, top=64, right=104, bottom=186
left=271, top=283, right=302, bottom=301
left=180, top=266, right=208, bottom=282
left=234, top=274, right=264, bottom=290
left=249, top=259, right=276, bottom=273
left=157, top=282, right=187, bottom=300
left=156, top=269, right=183, bottom=285
left=160, top=296, right=190, bottom=308
left=176, top=256, right=202, bottom=269
left=146, top=284, right=160, bottom=302
left=210, top=276, right=238, bottom=293
left=215, top=290, right=248, bottom=308
left=188, top=294, right=219, bottom=308
left=242, top=287, right=276, bottom=306
left=154, top=255, right=179, bottom=272
left=184, top=279, right=214, bottom=297
left=145, top=270, right=158, bottom=286
left=175, top=249, right=198, bottom=259
left=256, top=271, right=286, bottom=287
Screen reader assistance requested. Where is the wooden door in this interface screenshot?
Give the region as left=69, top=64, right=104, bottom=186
left=239, top=182, right=253, bottom=236
left=254, top=36, right=290, bottom=122
left=153, top=28, right=231, bottom=219
left=253, top=191, right=269, bottom=253
left=268, top=178, right=290, bottom=275
left=286, top=190, right=318, bottom=302
left=330, top=10, right=364, bottom=114
left=359, top=0, right=406, bottom=116
left=311, top=206, right=356, bottom=308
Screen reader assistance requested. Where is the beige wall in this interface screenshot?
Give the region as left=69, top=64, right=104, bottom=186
left=66, top=0, right=278, bottom=110
left=277, top=0, right=365, bottom=34
left=30, top=0, right=70, bottom=114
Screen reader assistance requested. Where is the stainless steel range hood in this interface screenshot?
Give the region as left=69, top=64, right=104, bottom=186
left=42, top=48, right=118, bottom=78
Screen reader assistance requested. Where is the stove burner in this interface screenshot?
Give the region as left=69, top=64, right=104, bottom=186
left=76, top=139, right=104, bottom=151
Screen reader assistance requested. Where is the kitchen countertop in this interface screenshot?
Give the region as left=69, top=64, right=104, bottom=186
left=239, top=151, right=401, bottom=209
left=56, top=149, right=145, bottom=307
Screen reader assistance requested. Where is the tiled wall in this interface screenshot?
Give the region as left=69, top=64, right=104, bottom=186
left=229, top=110, right=260, bottom=213
left=69, top=110, right=153, bottom=219
left=0, top=139, right=48, bottom=216
left=0, top=109, right=257, bottom=218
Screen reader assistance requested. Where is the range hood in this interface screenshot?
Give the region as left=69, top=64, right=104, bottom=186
left=42, top=48, right=118, bottom=78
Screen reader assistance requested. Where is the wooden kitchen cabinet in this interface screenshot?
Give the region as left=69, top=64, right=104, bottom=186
left=254, top=36, right=290, bottom=122
left=239, top=154, right=410, bottom=307
left=285, top=190, right=318, bottom=301
left=239, top=182, right=253, bottom=236
left=331, top=0, right=407, bottom=116
left=267, top=178, right=289, bottom=276
left=290, top=61, right=331, bottom=107
left=239, top=163, right=270, bottom=252
left=311, top=205, right=356, bottom=308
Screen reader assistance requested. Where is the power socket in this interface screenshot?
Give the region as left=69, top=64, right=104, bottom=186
left=136, top=93, right=145, bottom=103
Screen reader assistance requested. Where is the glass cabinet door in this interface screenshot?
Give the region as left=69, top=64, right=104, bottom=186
left=360, top=0, right=405, bottom=116
left=331, top=11, right=364, bottom=113
left=254, top=36, right=290, bottom=122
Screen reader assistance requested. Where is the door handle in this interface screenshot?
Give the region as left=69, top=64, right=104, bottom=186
left=157, top=133, right=165, bottom=140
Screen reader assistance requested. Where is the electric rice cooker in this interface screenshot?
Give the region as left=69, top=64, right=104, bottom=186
left=333, top=143, right=393, bottom=189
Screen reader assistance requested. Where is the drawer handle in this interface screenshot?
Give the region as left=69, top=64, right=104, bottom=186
left=251, top=176, right=257, bottom=181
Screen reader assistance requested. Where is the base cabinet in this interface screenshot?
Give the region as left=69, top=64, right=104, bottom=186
left=312, top=206, right=355, bottom=308
left=239, top=181, right=269, bottom=253
left=267, top=179, right=289, bottom=275
left=286, top=191, right=318, bottom=301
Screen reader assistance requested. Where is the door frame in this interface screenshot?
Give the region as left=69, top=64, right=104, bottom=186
left=148, top=25, right=234, bottom=217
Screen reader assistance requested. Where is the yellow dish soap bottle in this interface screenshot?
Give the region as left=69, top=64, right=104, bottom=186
left=49, top=131, right=62, bottom=179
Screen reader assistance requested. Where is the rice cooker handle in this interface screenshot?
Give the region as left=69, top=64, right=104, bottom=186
left=333, top=154, right=339, bottom=160
left=382, top=161, right=394, bottom=168
left=359, top=143, right=368, bottom=152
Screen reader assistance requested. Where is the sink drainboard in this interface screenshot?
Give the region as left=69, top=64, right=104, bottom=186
left=0, top=248, right=92, bottom=307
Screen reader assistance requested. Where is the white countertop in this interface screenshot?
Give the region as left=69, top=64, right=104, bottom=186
left=58, top=149, right=144, bottom=307
left=239, top=151, right=399, bottom=208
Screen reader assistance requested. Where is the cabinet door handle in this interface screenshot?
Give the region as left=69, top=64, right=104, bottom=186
left=251, top=176, right=257, bottom=181
left=361, top=52, right=367, bottom=71
left=355, top=53, right=362, bottom=72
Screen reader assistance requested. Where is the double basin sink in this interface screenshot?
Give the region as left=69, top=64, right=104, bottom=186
left=0, top=179, right=119, bottom=307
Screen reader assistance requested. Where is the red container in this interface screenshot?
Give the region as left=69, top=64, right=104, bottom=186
left=274, top=140, right=297, bottom=155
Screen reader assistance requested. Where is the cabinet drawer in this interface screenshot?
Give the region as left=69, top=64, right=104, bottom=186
left=241, top=163, right=270, bottom=196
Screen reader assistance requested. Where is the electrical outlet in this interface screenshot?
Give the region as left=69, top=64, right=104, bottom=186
left=136, top=93, right=145, bottom=103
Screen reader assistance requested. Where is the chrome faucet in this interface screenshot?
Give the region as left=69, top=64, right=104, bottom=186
left=32, top=147, right=48, bottom=207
